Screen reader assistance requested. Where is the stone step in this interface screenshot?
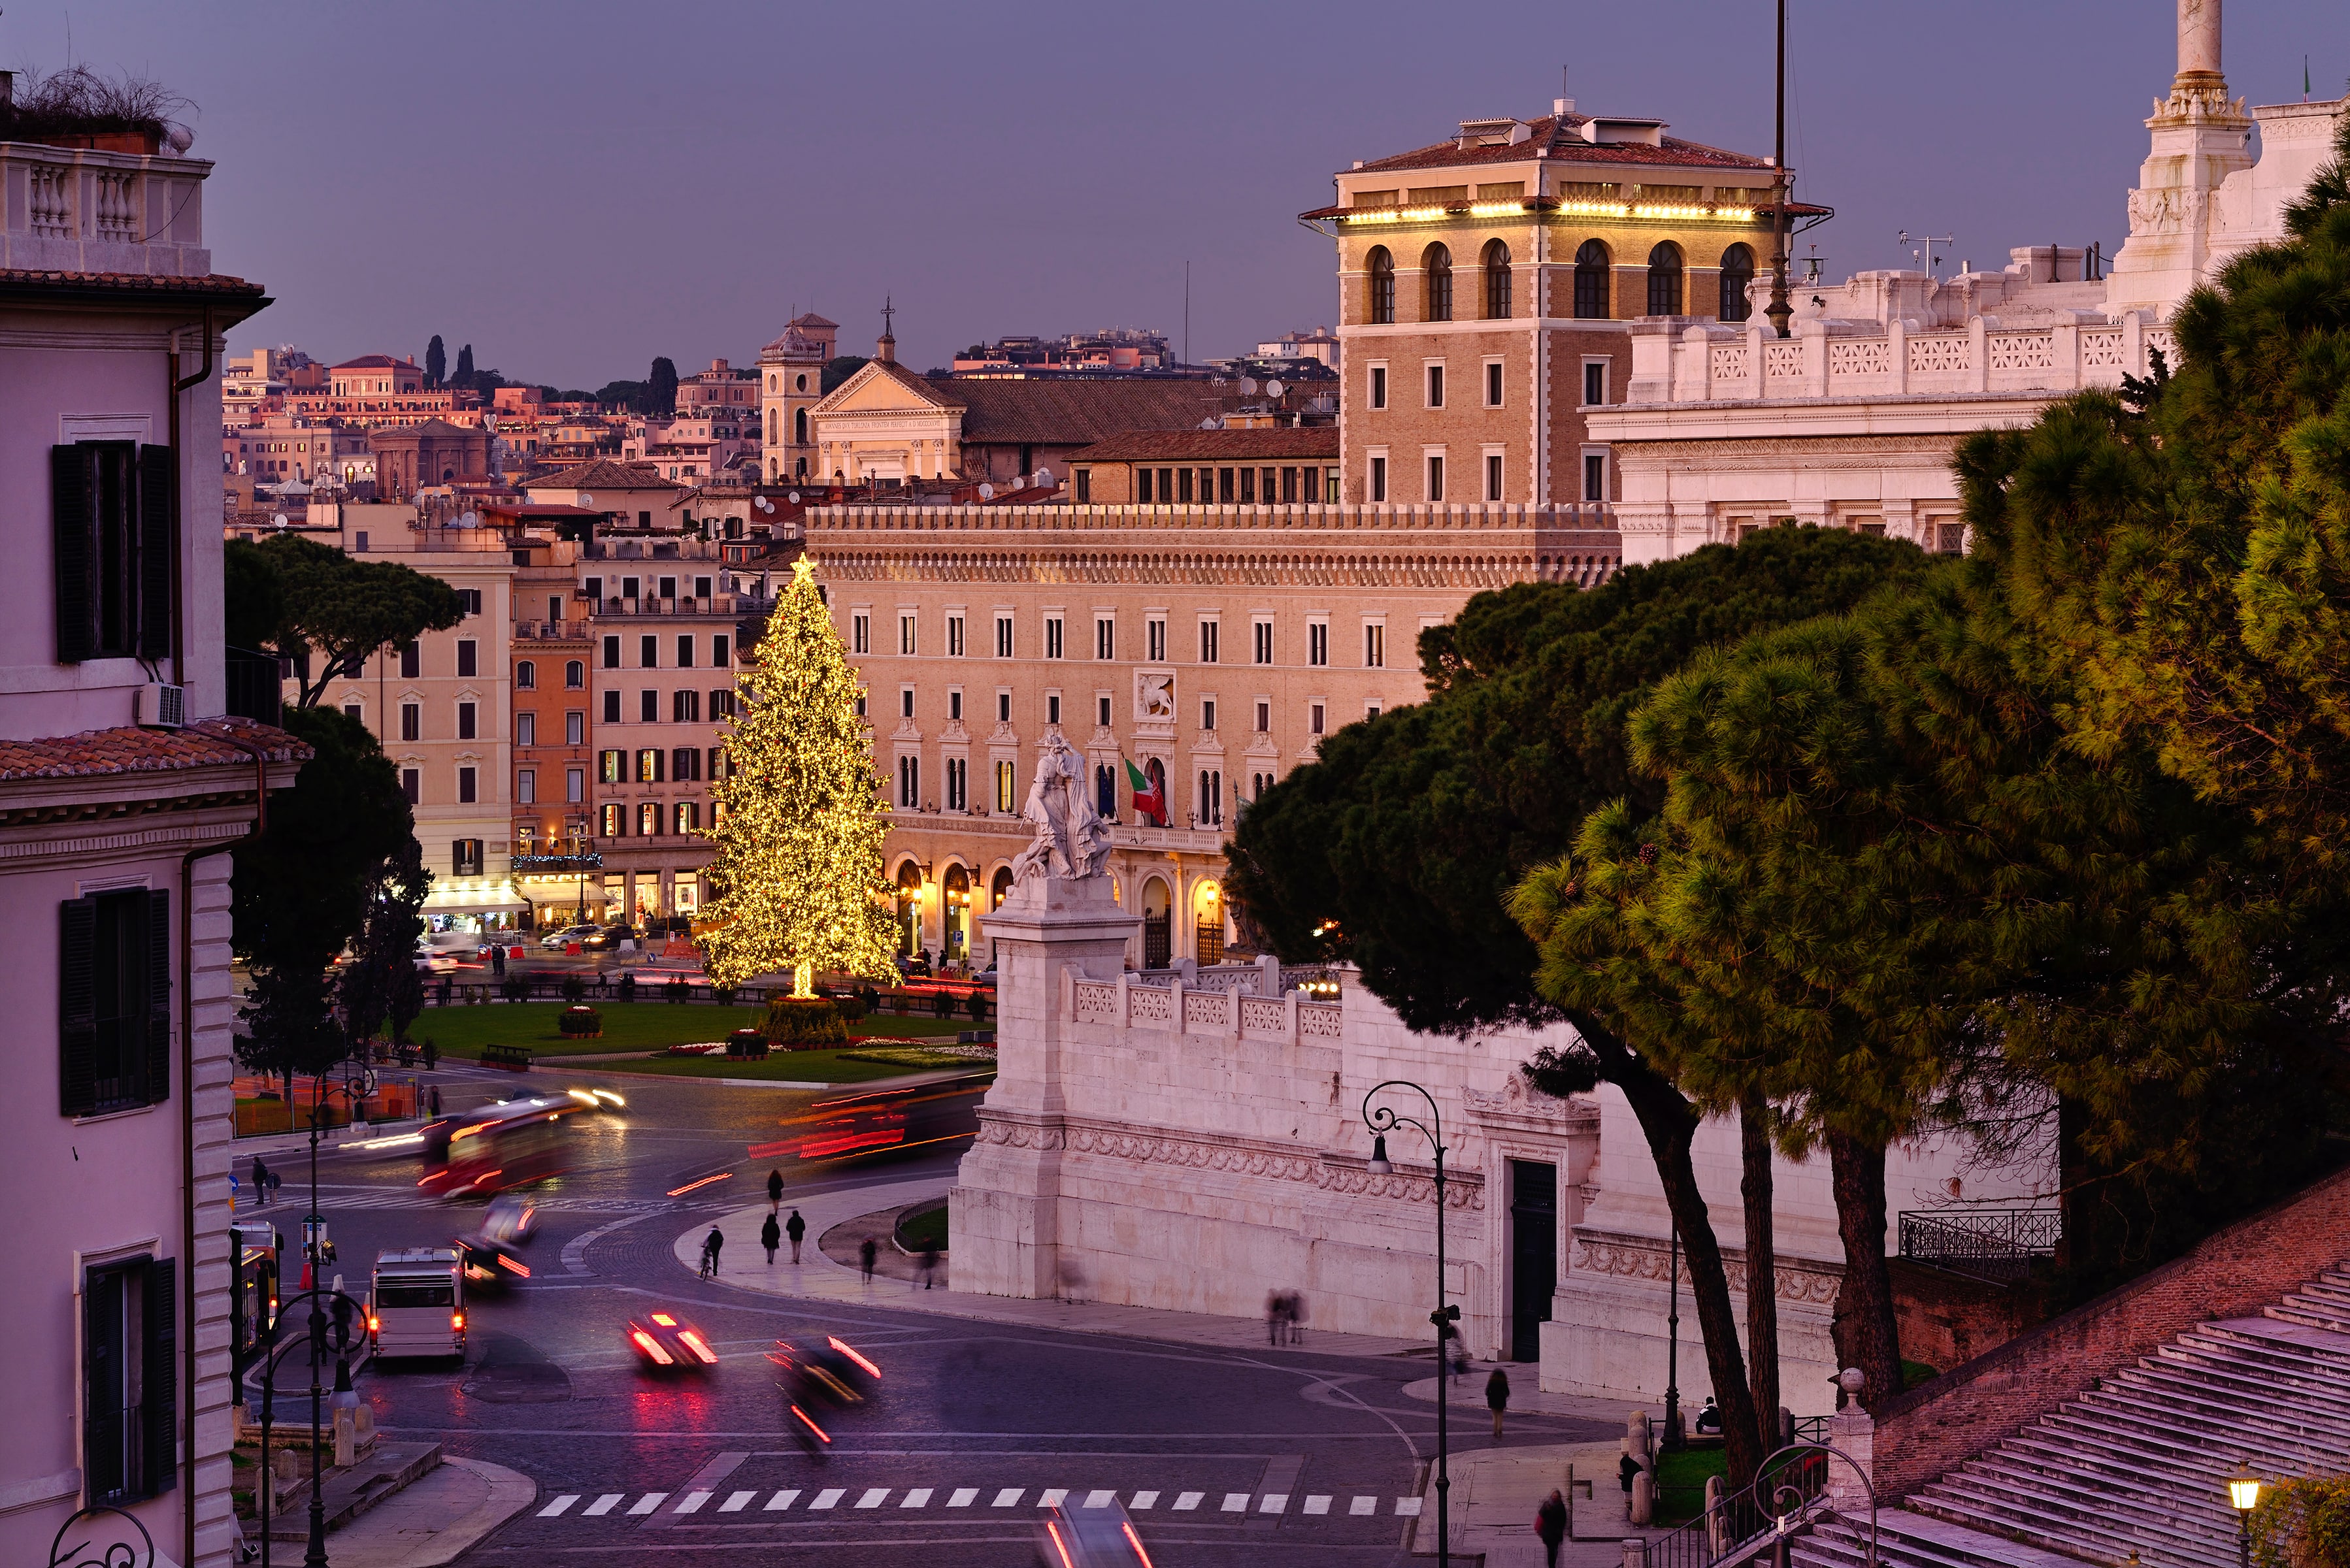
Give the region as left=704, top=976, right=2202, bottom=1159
left=1952, top=1451, right=2237, bottom=1543
left=1913, top=1473, right=2236, bottom=1568
left=2000, top=1426, right=2268, bottom=1504
left=1799, top=1509, right=2102, bottom=1568
left=2111, top=1364, right=2350, bottom=1454
left=264, top=1441, right=442, bottom=1541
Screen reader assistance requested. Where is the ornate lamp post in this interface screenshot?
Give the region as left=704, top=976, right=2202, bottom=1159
left=1364, top=1080, right=1457, bottom=1568
left=2229, top=1463, right=2264, bottom=1568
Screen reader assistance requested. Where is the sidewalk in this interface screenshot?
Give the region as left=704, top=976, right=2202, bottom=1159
left=677, top=1173, right=1429, bottom=1358
left=1417, top=1439, right=1678, bottom=1566
left=253, top=1456, right=534, bottom=1568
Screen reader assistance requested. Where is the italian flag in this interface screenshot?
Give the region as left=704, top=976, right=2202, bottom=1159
left=1124, top=758, right=1167, bottom=826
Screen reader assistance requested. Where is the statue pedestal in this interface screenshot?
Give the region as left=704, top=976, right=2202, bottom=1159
left=950, top=872, right=1137, bottom=1299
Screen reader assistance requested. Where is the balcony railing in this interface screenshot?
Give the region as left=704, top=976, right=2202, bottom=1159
left=512, top=849, right=603, bottom=873
left=1897, top=1208, right=2060, bottom=1284
left=515, top=621, right=591, bottom=640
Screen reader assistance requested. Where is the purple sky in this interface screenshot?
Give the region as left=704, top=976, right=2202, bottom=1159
left=9, top=3, right=2343, bottom=388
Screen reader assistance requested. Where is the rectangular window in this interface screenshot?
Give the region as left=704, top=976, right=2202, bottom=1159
left=1486, top=453, right=1504, bottom=501
left=452, top=838, right=484, bottom=875
left=518, top=767, right=536, bottom=804
left=1365, top=623, right=1385, bottom=668
left=639, top=690, right=659, bottom=723
left=602, top=802, right=623, bottom=837
left=1201, top=698, right=1216, bottom=732
left=456, top=702, right=477, bottom=741
left=713, top=634, right=731, bottom=666
left=343, top=702, right=362, bottom=722
left=639, top=634, right=657, bottom=668
left=401, top=642, right=421, bottom=679
left=1583, top=361, right=1606, bottom=406
left=694, top=576, right=713, bottom=600
left=400, top=702, right=421, bottom=742
left=1098, top=694, right=1112, bottom=727
left=995, top=760, right=1016, bottom=813
left=1370, top=365, right=1387, bottom=409
left=672, top=689, right=701, bottom=723
left=1240, top=466, right=1256, bottom=504
left=637, top=748, right=663, bottom=784
left=1426, top=365, right=1444, bottom=408
left=401, top=768, right=420, bottom=804
left=673, top=800, right=699, bottom=834
left=899, top=613, right=917, bottom=655
left=58, top=888, right=168, bottom=1117
left=567, top=767, right=584, bottom=804
left=50, top=442, right=170, bottom=664
left=602, top=690, right=621, bottom=724
left=1199, top=620, right=1219, bottom=664
left=948, top=689, right=963, bottom=723
left=1485, top=361, right=1504, bottom=407
left=601, top=634, right=620, bottom=669
left=1583, top=453, right=1606, bottom=502
left=457, top=766, right=477, bottom=804
left=708, top=747, right=724, bottom=781
left=566, top=711, right=584, bottom=746
left=1146, top=618, right=1167, bottom=662
left=622, top=576, right=640, bottom=600
left=946, top=757, right=967, bottom=811
left=1427, top=455, right=1446, bottom=502
left=676, top=634, right=695, bottom=668
left=997, top=691, right=1011, bottom=723
left=584, top=576, right=603, bottom=602
left=1218, top=467, right=1235, bottom=503
left=1369, top=455, right=1387, bottom=503
left=657, top=576, right=677, bottom=600
left=1308, top=622, right=1329, bottom=667
left=901, top=688, right=915, bottom=719
left=1255, top=699, right=1270, bottom=733
left=1177, top=468, right=1193, bottom=504
left=1074, top=468, right=1091, bottom=503
left=947, top=615, right=965, bottom=657
left=995, top=615, right=1013, bottom=659
left=672, top=745, right=700, bottom=781
left=711, top=688, right=735, bottom=719
left=80, top=1253, right=174, bottom=1506
left=455, top=639, right=478, bottom=678
left=600, top=750, right=624, bottom=784
left=1158, top=468, right=1174, bottom=502
left=1138, top=468, right=1153, bottom=504
left=897, top=754, right=921, bottom=808
left=639, top=802, right=662, bottom=837
left=1095, top=616, right=1114, bottom=660
left=1047, top=693, right=1061, bottom=726
left=1282, top=466, right=1299, bottom=503
left=518, top=711, right=536, bottom=747
left=1310, top=702, right=1326, bottom=735
left=852, top=613, right=869, bottom=654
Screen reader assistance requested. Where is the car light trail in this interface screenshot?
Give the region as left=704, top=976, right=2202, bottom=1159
left=665, top=1171, right=731, bottom=1196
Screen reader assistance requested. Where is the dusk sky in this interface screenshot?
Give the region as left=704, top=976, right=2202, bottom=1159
left=9, top=2, right=2343, bottom=388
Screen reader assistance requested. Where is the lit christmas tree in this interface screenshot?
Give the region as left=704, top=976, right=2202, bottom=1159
left=698, top=557, right=899, bottom=998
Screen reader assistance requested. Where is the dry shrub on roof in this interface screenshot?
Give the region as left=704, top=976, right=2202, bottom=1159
left=4, top=63, right=193, bottom=141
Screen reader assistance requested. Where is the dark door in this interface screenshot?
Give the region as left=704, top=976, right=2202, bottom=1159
left=1509, top=1160, right=1557, bottom=1362
left=1142, top=913, right=1171, bottom=970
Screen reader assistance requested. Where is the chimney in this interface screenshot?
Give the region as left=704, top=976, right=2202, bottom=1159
left=1554, top=95, right=1574, bottom=117
left=876, top=333, right=895, bottom=365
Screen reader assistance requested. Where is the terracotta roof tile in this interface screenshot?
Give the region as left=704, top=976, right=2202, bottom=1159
left=525, top=458, right=680, bottom=493
left=1338, top=113, right=1775, bottom=180
left=0, top=268, right=268, bottom=299
left=331, top=354, right=413, bottom=370
left=0, top=717, right=308, bottom=784
left=935, top=378, right=1225, bottom=444
left=1066, top=427, right=1338, bottom=463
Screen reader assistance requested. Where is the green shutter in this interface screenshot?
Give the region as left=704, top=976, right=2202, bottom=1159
left=52, top=446, right=97, bottom=663
left=137, top=446, right=174, bottom=659
left=145, top=889, right=172, bottom=1105
left=60, top=898, right=98, bottom=1115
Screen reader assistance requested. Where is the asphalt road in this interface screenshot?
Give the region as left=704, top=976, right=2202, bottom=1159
left=248, top=1062, right=1614, bottom=1565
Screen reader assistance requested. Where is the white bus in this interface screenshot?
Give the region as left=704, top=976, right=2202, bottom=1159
left=369, top=1247, right=466, bottom=1361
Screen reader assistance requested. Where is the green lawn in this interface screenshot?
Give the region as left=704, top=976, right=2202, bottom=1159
left=406, top=1003, right=974, bottom=1060
left=1653, top=1445, right=1729, bottom=1524
left=896, top=1200, right=949, bottom=1251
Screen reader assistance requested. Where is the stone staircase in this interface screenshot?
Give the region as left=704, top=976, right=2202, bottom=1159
left=1789, top=1267, right=2350, bottom=1568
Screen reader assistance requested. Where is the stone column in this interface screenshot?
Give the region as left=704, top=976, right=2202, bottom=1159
left=2178, top=0, right=2221, bottom=81
left=949, top=870, right=1138, bottom=1299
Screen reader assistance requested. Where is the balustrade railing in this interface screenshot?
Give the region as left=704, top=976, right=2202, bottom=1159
left=1896, top=1208, right=2060, bottom=1283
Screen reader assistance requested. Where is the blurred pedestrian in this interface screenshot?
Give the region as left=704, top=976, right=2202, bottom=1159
left=422, top=1039, right=439, bottom=1071
left=786, top=1208, right=806, bottom=1264
left=1536, top=1488, right=1568, bottom=1568
left=1486, top=1366, right=1511, bottom=1437
left=428, top=1083, right=442, bottom=1116
left=768, top=1169, right=784, bottom=1212
left=701, top=1225, right=723, bottom=1279
left=1289, top=1290, right=1309, bottom=1344
left=859, top=1237, right=878, bottom=1282
left=760, top=1213, right=781, bottom=1266
left=919, top=1241, right=940, bottom=1290
left=250, top=1156, right=271, bottom=1208
left=1266, top=1290, right=1284, bottom=1345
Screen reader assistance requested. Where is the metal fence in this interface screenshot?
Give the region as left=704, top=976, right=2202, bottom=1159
left=1896, top=1208, right=2061, bottom=1284
left=1651, top=1450, right=1827, bottom=1568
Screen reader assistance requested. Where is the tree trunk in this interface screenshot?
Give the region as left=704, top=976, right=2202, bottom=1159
left=1740, top=1095, right=1781, bottom=1443
left=1826, top=1130, right=1903, bottom=1413
left=1575, top=1014, right=1766, bottom=1492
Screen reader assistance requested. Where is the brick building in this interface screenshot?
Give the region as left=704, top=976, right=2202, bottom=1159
left=758, top=312, right=835, bottom=483
left=1065, top=427, right=1340, bottom=506
left=369, top=417, right=493, bottom=500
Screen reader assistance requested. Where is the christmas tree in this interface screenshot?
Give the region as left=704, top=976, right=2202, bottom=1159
left=698, top=557, right=899, bottom=996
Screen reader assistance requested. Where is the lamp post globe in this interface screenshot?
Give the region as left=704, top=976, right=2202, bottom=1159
left=2230, top=1463, right=2262, bottom=1568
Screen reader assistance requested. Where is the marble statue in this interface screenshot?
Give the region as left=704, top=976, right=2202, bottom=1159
left=1010, top=732, right=1113, bottom=884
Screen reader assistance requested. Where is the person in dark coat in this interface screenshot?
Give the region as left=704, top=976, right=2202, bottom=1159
left=859, top=1236, right=878, bottom=1282
left=1485, top=1366, right=1511, bottom=1437
left=919, top=1241, right=940, bottom=1289
left=768, top=1169, right=784, bottom=1212
left=1535, top=1488, right=1568, bottom=1568
left=760, top=1212, right=781, bottom=1265
left=785, top=1209, right=806, bottom=1264
left=250, top=1156, right=271, bottom=1207
left=491, top=946, right=506, bottom=977
left=701, top=1225, right=723, bottom=1278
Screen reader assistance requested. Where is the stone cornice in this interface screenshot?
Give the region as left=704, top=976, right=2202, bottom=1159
left=1570, top=1225, right=1844, bottom=1304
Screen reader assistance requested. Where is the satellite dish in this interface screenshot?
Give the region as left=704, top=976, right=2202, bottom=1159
left=1239, top=377, right=1259, bottom=397
left=787, top=491, right=801, bottom=504
left=1265, top=379, right=1285, bottom=398
left=578, top=493, right=595, bottom=507
left=458, top=510, right=480, bottom=528
left=978, top=483, right=995, bottom=500
left=1034, top=466, right=1053, bottom=485
left=271, top=514, right=288, bottom=528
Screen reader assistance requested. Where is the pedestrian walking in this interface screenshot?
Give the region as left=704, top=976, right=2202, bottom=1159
left=761, top=1213, right=781, bottom=1266
left=428, top=1083, right=442, bottom=1116
left=1485, top=1366, right=1512, bottom=1437
left=701, top=1225, right=723, bottom=1279
left=1289, top=1290, right=1309, bottom=1345
left=1619, top=1452, right=1641, bottom=1520
left=1535, top=1488, right=1568, bottom=1568
left=786, top=1208, right=806, bottom=1264
left=859, top=1236, right=878, bottom=1283
left=919, top=1241, right=940, bottom=1289
left=250, top=1156, right=271, bottom=1207
left=1266, top=1290, right=1285, bottom=1345
left=768, top=1168, right=784, bottom=1213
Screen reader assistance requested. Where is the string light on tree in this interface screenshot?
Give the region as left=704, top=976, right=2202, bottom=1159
left=697, top=556, right=899, bottom=997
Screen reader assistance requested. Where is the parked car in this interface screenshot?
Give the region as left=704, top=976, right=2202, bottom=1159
left=540, top=924, right=597, bottom=950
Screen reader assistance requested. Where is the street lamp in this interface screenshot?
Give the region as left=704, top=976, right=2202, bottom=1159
left=2229, top=1463, right=2263, bottom=1568
left=1363, top=1080, right=1457, bottom=1568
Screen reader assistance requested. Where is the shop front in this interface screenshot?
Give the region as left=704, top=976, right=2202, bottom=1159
left=423, top=876, right=529, bottom=945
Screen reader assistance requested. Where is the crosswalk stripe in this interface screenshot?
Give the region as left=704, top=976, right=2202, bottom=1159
left=718, top=1491, right=755, bottom=1513
left=1130, top=1491, right=1159, bottom=1511
left=947, top=1488, right=977, bottom=1508
left=1083, top=1489, right=1116, bottom=1508
left=1038, top=1488, right=1068, bottom=1507
left=627, top=1493, right=667, bottom=1516
left=811, top=1488, right=846, bottom=1510
left=1397, top=1497, right=1423, bottom=1516
left=538, top=1495, right=578, bottom=1517
left=584, top=1495, right=621, bottom=1516
left=673, top=1492, right=712, bottom=1515
left=1304, top=1495, right=1331, bottom=1514
left=1261, top=1494, right=1289, bottom=1514
left=1173, top=1492, right=1204, bottom=1512
left=855, top=1488, right=889, bottom=1509
left=764, top=1490, right=800, bottom=1512
left=1221, top=1493, right=1249, bottom=1512
left=1349, top=1496, right=1376, bottom=1516
left=992, top=1488, right=1023, bottom=1508
left=552, top=1480, right=1424, bottom=1525
left=901, top=1489, right=933, bottom=1508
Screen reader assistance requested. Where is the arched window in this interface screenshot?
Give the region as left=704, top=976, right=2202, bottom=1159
left=766, top=409, right=776, bottom=444
left=794, top=408, right=809, bottom=444
left=1423, top=243, right=1453, bottom=321
left=1366, top=247, right=1395, bottom=324
left=895, top=860, right=923, bottom=956
left=990, top=865, right=1014, bottom=911
left=1481, top=238, right=1512, bottom=319
left=1719, top=243, right=1756, bottom=322
left=1574, top=240, right=1611, bottom=319
left=515, top=660, right=536, bottom=689
left=1646, top=242, right=1684, bottom=316
left=565, top=660, right=584, bottom=689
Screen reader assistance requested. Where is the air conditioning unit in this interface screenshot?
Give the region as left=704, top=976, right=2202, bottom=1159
left=136, top=683, right=186, bottom=730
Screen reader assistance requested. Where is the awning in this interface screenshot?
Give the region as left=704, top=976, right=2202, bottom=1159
left=423, top=877, right=528, bottom=914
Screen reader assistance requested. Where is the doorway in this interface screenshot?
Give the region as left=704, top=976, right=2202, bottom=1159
left=1508, top=1159, right=1557, bottom=1362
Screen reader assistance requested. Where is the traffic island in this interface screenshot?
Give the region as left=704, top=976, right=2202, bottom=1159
left=260, top=1439, right=443, bottom=1541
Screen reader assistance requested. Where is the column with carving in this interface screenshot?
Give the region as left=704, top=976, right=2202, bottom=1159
left=2104, top=0, right=2249, bottom=316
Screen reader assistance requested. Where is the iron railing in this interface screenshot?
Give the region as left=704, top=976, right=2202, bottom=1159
left=1897, top=1208, right=2060, bottom=1284
left=1651, top=1449, right=1827, bottom=1568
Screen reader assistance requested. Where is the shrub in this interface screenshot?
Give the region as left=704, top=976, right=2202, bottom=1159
left=712, top=985, right=736, bottom=1007
left=500, top=975, right=529, bottom=1003
left=762, top=996, right=848, bottom=1049
left=725, top=1028, right=769, bottom=1060
left=557, top=1005, right=601, bottom=1037
left=560, top=974, right=587, bottom=1003
left=932, top=988, right=957, bottom=1019
left=665, top=976, right=689, bottom=1004
left=834, top=992, right=867, bottom=1023
left=2253, top=1477, right=2350, bottom=1568
left=966, top=990, right=989, bottom=1023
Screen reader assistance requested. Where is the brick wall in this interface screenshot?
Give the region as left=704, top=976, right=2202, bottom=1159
left=1888, top=1258, right=2036, bottom=1377
left=1874, top=1162, right=2350, bottom=1497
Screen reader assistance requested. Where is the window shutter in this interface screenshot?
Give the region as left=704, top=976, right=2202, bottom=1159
left=51, top=446, right=97, bottom=664
left=82, top=1263, right=108, bottom=1498
left=146, top=889, right=172, bottom=1105
left=60, top=898, right=98, bottom=1116
left=142, top=1257, right=178, bottom=1496
left=137, top=446, right=174, bottom=660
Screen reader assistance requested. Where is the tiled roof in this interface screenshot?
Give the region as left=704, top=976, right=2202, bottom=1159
left=331, top=354, right=412, bottom=370
left=936, top=378, right=1227, bottom=444
left=0, top=268, right=269, bottom=302
left=791, top=312, right=838, bottom=329
left=1345, top=114, right=1775, bottom=177
left=1067, top=427, right=1338, bottom=463
left=0, top=716, right=308, bottom=783
left=526, top=458, right=679, bottom=492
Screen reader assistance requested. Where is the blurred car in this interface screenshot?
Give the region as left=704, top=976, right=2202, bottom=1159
left=581, top=923, right=643, bottom=951
left=540, top=924, right=597, bottom=950
left=1036, top=1500, right=1155, bottom=1567
left=563, top=1086, right=626, bottom=1115
left=454, top=1230, right=529, bottom=1291
left=765, top=1334, right=881, bottom=1453
left=482, top=1193, right=540, bottom=1244
left=413, top=951, right=460, bottom=976
left=626, top=1307, right=718, bottom=1370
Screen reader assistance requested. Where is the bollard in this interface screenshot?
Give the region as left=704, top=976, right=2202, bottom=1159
left=1622, top=1536, right=1650, bottom=1568
left=333, top=1406, right=356, bottom=1467
left=1631, top=1469, right=1655, bottom=1527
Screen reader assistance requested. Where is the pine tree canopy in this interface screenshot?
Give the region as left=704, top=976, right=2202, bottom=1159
left=699, top=558, right=899, bottom=994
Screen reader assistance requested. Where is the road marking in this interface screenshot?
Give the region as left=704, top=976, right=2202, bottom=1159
left=1397, top=1497, right=1423, bottom=1516
left=901, top=1489, right=933, bottom=1508
left=855, top=1488, right=889, bottom=1509
left=1130, top=1491, right=1159, bottom=1511
left=947, top=1489, right=977, bottom=1508
left=1038, top=1488, right=1068, bottom=1507
left=718, top=1491, right=755, bottom=1513
left=645, top=1452, right=747, bottom=1531
left=763, top=1490, right=800, bottom=1512
left=1221, top=1493, right=1249, bottom=1512
left=1083, top=1489, right=1116, bottom=1508
left=627, top=1494, right=667, bottom=1516
left=1304, top=1495, right=1332, bottom=1514
left=992, top=1488, right=1023, bottom=1507
left=537, top=1495, right=578, bottom=1517
left=1261, top=1494, right=1289, bottom=1513
left=810, top=1488, right=846, bottom=1510
left=1349, top=1496, right=1376, bottom=1516
left=1173, top=1492, right=1204, bottom=1512
left=583, top=1495, right=621, bottom=1516
left=672, top=1492, right=711, bottom=1515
